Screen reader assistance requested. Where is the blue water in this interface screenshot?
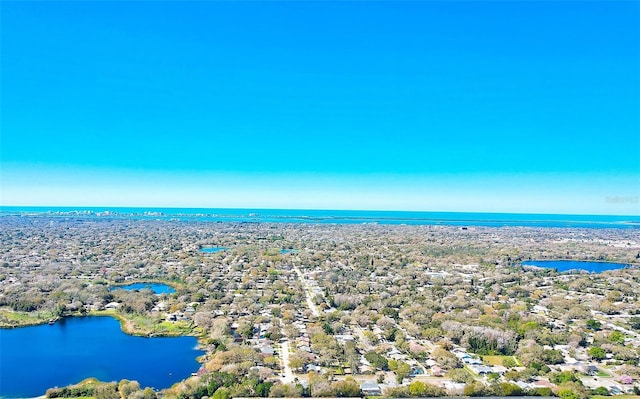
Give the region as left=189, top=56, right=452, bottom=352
left=0, top=316, right=203, bottom=398
left=1, top=206, right=638, bottom=228
left=280, top=249, right=299, bottom=254
left=110, top=283, right=176, bottom=294
left=199, top=247, right=228, bottom=253
left=521, top=260, right=631, bottom=273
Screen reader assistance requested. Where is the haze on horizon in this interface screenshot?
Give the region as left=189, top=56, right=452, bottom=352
left=1, top=1, right=639, bottom=216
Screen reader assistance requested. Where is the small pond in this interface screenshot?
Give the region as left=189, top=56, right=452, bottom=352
left=199, top=246, right=228, bottom=253
left=280, top=249, right=299, bottom=254
left=521, top=260, right=631, bottom=273
left=110, top=283, right=176, bottom=294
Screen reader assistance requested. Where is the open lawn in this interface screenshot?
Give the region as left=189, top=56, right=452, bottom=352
left=89, top=310, right=193, bottom=336
left=0, top=308, right=54, bottom=327
left=482, top=355, right=520, bottom=366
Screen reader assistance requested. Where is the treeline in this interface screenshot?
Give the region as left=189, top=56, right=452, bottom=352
left=441, top=321, right=518, bottom=355
left=383, top=381, right=446, bottom=397
left=46, top=386, right=94, bottom=398
left=462, top=381, right=552, bottom=397
left=175, top=372, right=274, bottom=399
left=0, top=296, right=44, bottom=312
left=174, top=371, right=364, bottom=399
left=46, top=379, right=156, bottom=399
left=464, top=374, right=640, bottom=399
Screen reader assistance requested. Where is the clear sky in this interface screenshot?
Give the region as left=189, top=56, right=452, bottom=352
left=1, top=1, right=639, bottom=215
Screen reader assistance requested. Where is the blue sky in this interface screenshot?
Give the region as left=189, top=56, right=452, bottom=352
left=1, top=1, right=639, bottom=214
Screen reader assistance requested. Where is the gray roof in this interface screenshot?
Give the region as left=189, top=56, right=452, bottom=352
left=360, top=381, right=380, bottom=390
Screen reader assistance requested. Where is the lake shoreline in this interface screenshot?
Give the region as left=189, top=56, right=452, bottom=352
left=3, top=318, right=206, bottom=399
left=0, top=310, right=203, bottom=340
left=109, top=279, right=183, bottom=291
left=520, top=259, right=637, bottom=273
left=521, top=258, right=636, bottom=265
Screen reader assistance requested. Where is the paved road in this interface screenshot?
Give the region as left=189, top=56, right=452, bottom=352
left=591, top=310, right=640, bottom=339
left=280, top=339, right=296, bottom=384
left=293, top=265, right=321, bottom=317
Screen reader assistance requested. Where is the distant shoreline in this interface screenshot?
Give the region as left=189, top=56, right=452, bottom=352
left=1, top=205, right=637, bottom=217
left=1, top=206, right=638, bottom=229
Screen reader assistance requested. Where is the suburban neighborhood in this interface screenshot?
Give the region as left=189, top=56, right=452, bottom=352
left=1, top=212, right=639, bottom=399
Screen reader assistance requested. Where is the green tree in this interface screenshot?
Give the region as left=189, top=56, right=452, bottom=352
left=395, top=361, right=412, bottom=384
left=55, top=303, right=65, bottom=318
left=256, top=382, right=273, bottom=397
left=141, top=388, right=156, bottom=399
left=541, top=349, right=564, bottom=364
left=531, top=387, right=553, bottom=397
left=408, top=381, right=429, bottom=397
left=551, top=371, right=579, bottom=384
left=586, top=319, right=601, bottom=331
left=268, top=383, right=303, bottom=398
left=212, top=387, right=230, bottom=399
left=364, top=351, right=389, bottom=370
left=593, top=386, right=610, bottom=396
left=487, top=372, right=500, bottom=383
left=206, top=372, right=238, bottom=396
left=609, top=331, right=625, bottom=345
left=288, top=354, right=305, bottom=371
left=446, top=368, right=473, bottom=383
left=558, top=389, right=580, bottom=399
left=118, top=380, right=140, bottom=399
left=463, top=382, right=487, bottom=397
left=556, top=382, right=589, bottom=399
left=498, top=382, right=523, bottom=396
left=588, top=346, right=606, bottom=360
left=94, top=384, right=119, bottom=399
left=330, top=378, right=361, bottom=397
left=406, top=381, right=444, bottom=397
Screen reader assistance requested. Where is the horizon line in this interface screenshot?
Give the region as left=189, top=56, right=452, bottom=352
left=1, top=205, right=638, bottom=218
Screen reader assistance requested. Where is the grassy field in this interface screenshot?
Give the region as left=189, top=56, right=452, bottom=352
left=89, top=310, right=194, bottom=337
left=0, top=308, right=55, bottom=327
left=481, top=355, right=521, bottom=366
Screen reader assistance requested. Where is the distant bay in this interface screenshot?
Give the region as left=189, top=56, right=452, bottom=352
left=0, top=316, right=203, bottom=398
left=1, top=207, right=639, bottom=229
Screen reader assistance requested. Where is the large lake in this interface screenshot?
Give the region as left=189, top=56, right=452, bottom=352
left=521, top=260, right=631, bottom=273
left=110, top=283, right=176, bottom=294
left=0, top=316, right=203, bottom=398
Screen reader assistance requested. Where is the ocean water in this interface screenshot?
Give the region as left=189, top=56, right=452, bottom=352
left=0, top=316, right=203, bottom=398
left=1, top=206, right=638, bottom=228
